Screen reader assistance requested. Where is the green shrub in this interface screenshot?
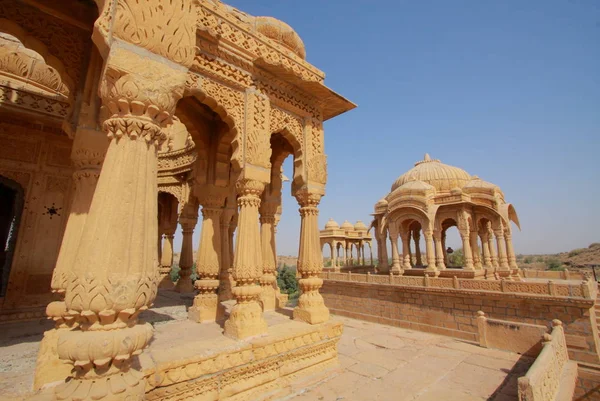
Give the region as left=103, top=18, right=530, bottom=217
left=536, top=256, right=544, bottom=263
left=546, top=258, right=563, bottom=271
left=448, top=248, right=464, bottom=267
left=568, top=248, right=586, bottom=257
left=523, top=256, right=533, bottom=264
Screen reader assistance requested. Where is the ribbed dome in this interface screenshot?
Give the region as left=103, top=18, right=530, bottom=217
left=340, top=220, right=354, bottom=230
left=354, top=221, right=367, bottom=231
left=324, top=218, right=339, bottom=229
left=254, top=16, right=306, bottom=59
left=391, top=154, right=472, bottom=193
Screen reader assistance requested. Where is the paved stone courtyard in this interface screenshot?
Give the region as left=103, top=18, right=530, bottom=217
left=0, top=291, right=532, bottom=400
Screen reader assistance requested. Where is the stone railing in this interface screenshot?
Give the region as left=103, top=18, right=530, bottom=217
left=477, top=311, right=547, bottom=356
left=518, top=320, right=578, bottom=401
left=522, top=269, right=584, bottom=281
left=320, top=271, right=596, bottom=300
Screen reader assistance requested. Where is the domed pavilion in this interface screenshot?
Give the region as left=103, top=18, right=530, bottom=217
left=320, top=219, right=373, bottom=270
left=371, top=154, right=521, bottom=279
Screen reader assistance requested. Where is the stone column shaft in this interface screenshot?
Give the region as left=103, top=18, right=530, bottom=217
left=391, top=233, right=403, bottom=274
left=488, top=228, right=499, bottom=268
left=293, top=189, right=329, bottom=324
left=434, top=232, right=446, bottom=270
left=175, top=213, right=197, bottom=293
left=424, top=231, right=438, bottom=275
left=400, top=233, right=411, bottom=270
left=495, top=229, right=510, bottom=270
left=224, top=180, right=267, bottom=338
left=218, top=208, right=235, bottom=301
left=470, top=231, right=482, bottom=269
left=480, top=232, right=492, bottom=268
left=413, top=229, right=422, bottom=266
left=461, top=230, right=475, bottom=270
left=505, top=232, right=518, bottom=269
left=259, top=212, right=277, bottom=311
left=189, top=203, right=223, bottom=323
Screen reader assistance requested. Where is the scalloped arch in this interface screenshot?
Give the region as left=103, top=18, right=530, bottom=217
left=0, top=18, right=75, bottom=95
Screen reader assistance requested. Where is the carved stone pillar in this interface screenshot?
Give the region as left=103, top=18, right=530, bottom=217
left=424, top=230, right=439, bottom=276
left=442, top=230, right=448, bottom=266
left=37, top=146, right=105, bottom=389
left=159, top=227, right=176, bottom=288
left=413, top=229, right=422, bottom=266
left=433, top=230, right=446, bottom=270
left=273, top=212, right=288, bottom=308
left=480, top=231, right=492, bottom=268
left=391, top=231, right=403, bottom=274
left=488, top=227, right=499, bottom=268
left=470, top=230, right=482, bottom=269
left=224, top=179, right=267, bottom=338
left=494, top=228, right=510, bottom=271
left=368, top=243, right=373, bottom=266
left=400, top=231, right=411, bottom=271
left=259, top=201, right=277, bottom=312
left=294, top=189, right=329, bottom=324
left=218, top=206, right=235, bottom=302
left=189, top=190, right=226, bottom=323
left=55, top=59, right=190, bottom=400
left=505, top=230, right=518, bottom=269
left=379, top=229, right=389, bottom=272
left=331, top=242, right=338, bottom=269
left=175, top=208, right=197, bottom=293
left=461, top=229, right=475, bottom=270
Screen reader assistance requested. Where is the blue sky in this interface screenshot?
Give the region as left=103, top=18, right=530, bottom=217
left=176, top=0, right=600, bottom=258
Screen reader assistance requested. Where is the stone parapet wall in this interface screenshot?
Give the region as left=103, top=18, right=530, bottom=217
left=518, top=321, right=578, bottom=401
left=477, top=311, right=548, bottom=356
left=321, top=279, right=600, bottom=364
left=321, top=271, right=596, bottom=299
left=522, top=269, right=584, bottom=281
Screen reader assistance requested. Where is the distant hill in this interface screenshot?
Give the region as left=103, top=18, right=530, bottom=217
left=518, top=242, right=600, bottom=271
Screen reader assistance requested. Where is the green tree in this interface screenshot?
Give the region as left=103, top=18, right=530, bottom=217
left=277, top=265, right=298, bottom=295
left=447, top=248, right=464, bottom=267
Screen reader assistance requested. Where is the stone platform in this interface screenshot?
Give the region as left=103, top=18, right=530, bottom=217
left=142, top=308, right=342, bottom=400
left=0, top=290, right=532, bottom=401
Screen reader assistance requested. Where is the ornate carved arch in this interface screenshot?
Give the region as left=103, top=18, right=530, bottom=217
left=185, top=73, right=244, bottom=171
left=269, top=106, right=305, bottom=188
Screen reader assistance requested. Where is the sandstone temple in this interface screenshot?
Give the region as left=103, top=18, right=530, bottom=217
left=0, top=1, right=599, bottom=401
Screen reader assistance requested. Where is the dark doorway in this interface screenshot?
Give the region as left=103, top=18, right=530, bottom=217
left=0, top=176, right=24, bottom=297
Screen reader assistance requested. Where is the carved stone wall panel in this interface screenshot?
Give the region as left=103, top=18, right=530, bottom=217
left=0, top=123, right=73, bottom=310
left=0, top=130, right=41, bottom=164
left=46, top=144, right=72, bottom=168
left=244, top=91, right=271, bottom=169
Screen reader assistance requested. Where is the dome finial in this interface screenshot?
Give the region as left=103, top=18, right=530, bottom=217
left=424, top=153, right=431, bottom=161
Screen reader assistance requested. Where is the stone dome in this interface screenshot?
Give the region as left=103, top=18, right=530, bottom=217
left=391, top=154, right=472, bottom=193
left=324, top=218, right=339, bottom=230
left=254, top=16, right=306, bottom=59
left=340, top=220, right=354, bottom=231
left=354, top=221, right=367, bottom=231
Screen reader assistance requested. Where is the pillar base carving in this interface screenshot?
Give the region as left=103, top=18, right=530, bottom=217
left=158, top=267, right=175, bottom=289
left=33, top=301, right=74, bottom=391
left=188, top=279, right=223, bottom=323
left=294, top=277, right=330, bottom=325
left=174, top=275, right=194, bottom=294
left=259, top=275, right=277, bottom=312
left=224, top=284, right=267, bottom=339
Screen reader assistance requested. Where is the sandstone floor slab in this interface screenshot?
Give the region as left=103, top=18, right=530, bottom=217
left=0, top=291, right=532, bottom=401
